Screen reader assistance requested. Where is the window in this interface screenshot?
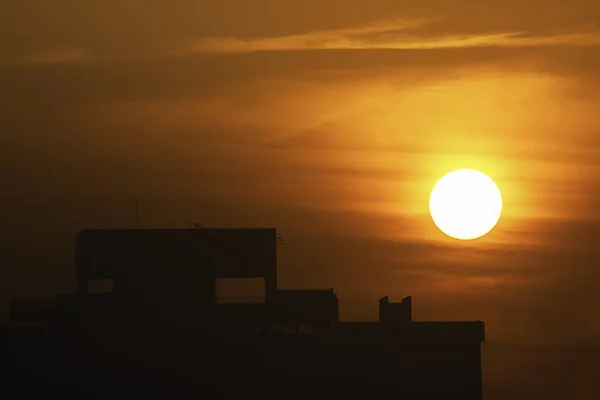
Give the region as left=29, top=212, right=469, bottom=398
left=215, top=278, right=266, bottom=303
left=88, top=279, right=115, bottom=294
left=14, top=322, right=43, bottom=327
left=298, top=325, right=313, bottom=335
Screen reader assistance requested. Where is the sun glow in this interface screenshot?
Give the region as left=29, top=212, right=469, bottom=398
left=429, top=169, right=503, bottom=240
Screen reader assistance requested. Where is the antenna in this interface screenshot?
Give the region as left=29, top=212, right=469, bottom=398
left=135, top=196, right=140, bottom=228
left=276, top=232, right=285, bottom=245
left=184, top=221, right=206, bottom=229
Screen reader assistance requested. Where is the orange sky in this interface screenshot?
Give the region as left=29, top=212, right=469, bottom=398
left=2, top=2, right=600, bottom=397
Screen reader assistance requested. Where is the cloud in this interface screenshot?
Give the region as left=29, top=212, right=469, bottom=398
left=2, top=2, right=599, bottom=66
left=172, top=20, right=600, bottom=55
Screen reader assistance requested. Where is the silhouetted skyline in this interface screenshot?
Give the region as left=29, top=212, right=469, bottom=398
left=6, top=227, right=485, bottom=398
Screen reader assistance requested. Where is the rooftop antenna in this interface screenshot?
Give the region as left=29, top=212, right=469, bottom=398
left=184, top=221, right=206, bottom=229
left=276, top=232, right=285, bottom=245
left=135, top=196, right=140, bottom=228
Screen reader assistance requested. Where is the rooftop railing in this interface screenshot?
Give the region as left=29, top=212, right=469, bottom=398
left=215, top=296, right=266, bottom=304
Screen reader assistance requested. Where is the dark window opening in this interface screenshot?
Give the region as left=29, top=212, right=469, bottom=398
left=215, top=278, right=265, bottom=303
left=88, top=279, right=115, bottom=294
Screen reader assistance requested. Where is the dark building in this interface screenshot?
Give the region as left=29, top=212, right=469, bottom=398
left=4, top=228, right=485, bottom=399
left=379, top=295, right=412, bottom=323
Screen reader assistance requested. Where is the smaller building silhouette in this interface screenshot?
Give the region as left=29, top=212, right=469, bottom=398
left=5, top=228, right=486, bottom=399
left=380, top=295, right=412, bottom=323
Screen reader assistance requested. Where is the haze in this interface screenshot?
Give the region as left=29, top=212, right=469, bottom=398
left=1, top=1, right=600, bottom=397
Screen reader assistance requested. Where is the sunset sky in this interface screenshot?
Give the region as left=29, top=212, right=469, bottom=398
left=2, top=1, right=600, bottom=397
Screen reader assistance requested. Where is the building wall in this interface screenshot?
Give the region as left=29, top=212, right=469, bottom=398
left=271, top=289, right=339, bottom=326
left=199, top=333, right=484, bottom=399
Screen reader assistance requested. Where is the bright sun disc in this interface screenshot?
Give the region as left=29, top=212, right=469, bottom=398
left=429, top=169, right=503, bottom=240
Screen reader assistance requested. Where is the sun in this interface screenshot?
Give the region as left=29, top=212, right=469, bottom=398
left=429, top=169, right=503, bottom=240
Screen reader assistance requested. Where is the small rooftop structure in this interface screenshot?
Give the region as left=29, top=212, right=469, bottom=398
left=379, top=295, right=412, bottom=323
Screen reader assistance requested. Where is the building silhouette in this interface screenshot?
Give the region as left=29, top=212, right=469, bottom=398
left=4, top=228, right=485, bottom=399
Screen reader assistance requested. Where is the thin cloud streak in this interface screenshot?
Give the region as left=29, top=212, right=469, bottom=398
left=175, top=22, right=600, bottom=55
left=6, top=21, right=600, bottom=65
